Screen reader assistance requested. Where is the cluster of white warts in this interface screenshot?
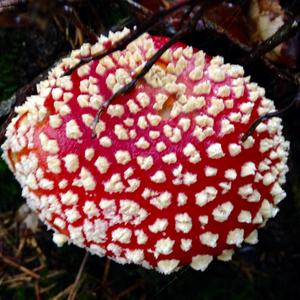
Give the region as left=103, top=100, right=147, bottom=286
left=2, top=28, right=289, bottom=274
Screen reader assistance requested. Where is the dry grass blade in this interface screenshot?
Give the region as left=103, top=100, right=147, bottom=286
left=1, top=273, right=31, bottom=286
left=56, top=4, right=98, bottom=45
left=0, top=253, right=40, bottom=279
left=52, top=284, right=74, bottom=300
left=116, top=281, right=142, bottom=299
left=40, top=282, right=57, bottom=294
left=67, top=251, right=89, bottom=300
left=34, top=281, right=42, bottom=300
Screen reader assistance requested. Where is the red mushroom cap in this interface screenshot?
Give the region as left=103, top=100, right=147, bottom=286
left=2, top=28, right=289, bottom=274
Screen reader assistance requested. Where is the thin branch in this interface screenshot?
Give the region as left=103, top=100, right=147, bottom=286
left=52, top=284, right=74, bottom=300
left=122, top=0, right=151, bottom=16
left=109, top=16, right=136, bottom=33
left=0, top=1, right=193, bottom=140
left=202, top=16, right=299, bottom=84
left=64, top=0, right=195, bottom=76
left=101, top=258, right=111, bottom=285
left=91, top=0, right=211, bottom=137
left=34, top=281, right=42, bottom=300
left=57, top=4, right=99, bottom=45
left=0, top=253, right=40, bottom=279
left=152, top=266, right=189, bottom=298
left=67, top=251, right=89, bottom=300
left=0, top=60, right=61, bottom=141
left=245, top=14, right=300, bottom=63
left=116, top=281, right=142, bottom=299
left=241, top=89, right=300, bottom=142
left=1, top=0, right=298, bottom=147
left=178, top=0, right=198, bottom=28
left=92, top=27, right=188, bottom=137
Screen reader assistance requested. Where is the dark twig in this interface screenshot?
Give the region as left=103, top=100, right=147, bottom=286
left=241, top=89, right=300, bottom=142
left=58, top=4, right=99, bottom=45
left=67, top=251, right=89, bottom=300
left=1, top=0, right=298, bottom=146
left=202, top=16, right=299, bottom=84
left=116, top=281, right=143, bottom=299
left=122, top=0, right=151, bottom=16
left=0, top=253, right=40, bottom=279
left=0, top=0, right=193, bottom=141
left=92, top=1, right=210, bottom=137
left=178, top=0, right=198, bottom=29
left=0, top=61, right=60, bottom=141
left=64, top=0, right=195, bottom=76
left=91, top=27, right=188, bottom=137
left=245, top=14, right=300, bottom=63
left=52, top=285, right=74, bottom=300
left=153, top=266, right=189, bottom=298
left=34, top=281, right=42, bottom=300
left=101, top=258, right=111, bottom=285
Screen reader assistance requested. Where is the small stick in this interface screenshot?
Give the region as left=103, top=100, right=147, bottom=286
left=178, top=0, right=199, bottom=29
left=91, top=26, right=189, bottom=137
left=241, top=89, right=300, bottom=142
left=0, top=60, right=60, bottom=141
left=101, top=258, right=111, bottom=285
left=64, top=0, right=194, bottom=76
left=67, top=251, right=89, bottom=300
left=116, top=281, right=142, bottom=299
left=0, top=253, right=40, bottom=279
left=153, top=266, right=189, bottom=298
left=40, top=283, right=56, bottom=294
left=1, top=274, right=31, bottom=286
left=52, top=284, right=74, bottom=300
left=92, top=0, right=210, bottom=137
left=34, top=281, right=42, bottom=300
left=123, top=0, right=151, bottom=16
left=202, top=16, right=298, bottom=84
left=15, top=237, right=26, bottom=257
left=245, top=14, right=300, bottom=63
left=58, top=4, right=99, bottom=45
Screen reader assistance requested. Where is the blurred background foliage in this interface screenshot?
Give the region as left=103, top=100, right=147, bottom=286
left=0, top=0, right=300, bottom=299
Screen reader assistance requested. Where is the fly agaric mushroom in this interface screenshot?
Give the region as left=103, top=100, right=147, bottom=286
left=1, top=28, right=289, bottom=274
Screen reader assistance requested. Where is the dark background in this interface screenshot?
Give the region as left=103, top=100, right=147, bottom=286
left=0, top=1, right=300, bottom=299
